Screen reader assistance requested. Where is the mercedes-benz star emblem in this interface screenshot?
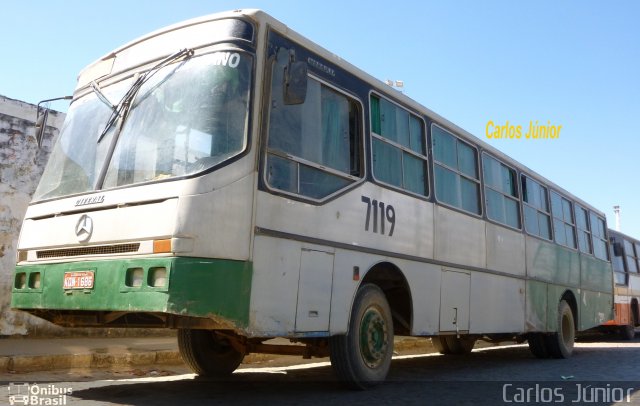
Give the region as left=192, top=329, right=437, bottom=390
left=75, top=214, right=93, bottom=242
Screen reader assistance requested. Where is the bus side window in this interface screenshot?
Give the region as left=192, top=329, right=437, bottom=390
left=521, top=175, right=551, bottom=240
left=590, top=212, right=609, bottom=261
left=550, top=191, right=576, bottom=249
left=432, top=124, right=481, bottom=214
left=370, top=94, right=427, bottom=196
left=482, top=154, right=520, bottom=229
left=266, top=47, right=362, bottom=200
left=624, top=239, right=638, bottom=273
left=575, top=204, right=592, bottom=254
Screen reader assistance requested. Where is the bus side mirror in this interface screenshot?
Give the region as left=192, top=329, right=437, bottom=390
left=283, top=57, right=307, bottom=105
left=34, top=96, right=72, bottom=148
left=35, top=106, right=49, bottom=148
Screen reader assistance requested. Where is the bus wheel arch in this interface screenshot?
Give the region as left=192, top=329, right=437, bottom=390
left=560, top=290, right=578, bottom=331
left=359, top=261, right=413, bottom=336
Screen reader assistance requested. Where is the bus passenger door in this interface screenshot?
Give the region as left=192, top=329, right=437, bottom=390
left=440, top=270, right=471, bottom=332
left=295, top=248, right=335, bottom=332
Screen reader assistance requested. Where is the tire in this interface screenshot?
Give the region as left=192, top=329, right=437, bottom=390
left=544, top=300, right=575, bottom=359
left=330, top=284, right=394, bottom=390
left=528, top=333, right=550, bottom=358
left=177, top=329, right=244, bottom=376
left=621, top=312, right=636, bottom=340
left=431, top=336, right=452, bottom=354
left=444, top=336, right=476, bottom=354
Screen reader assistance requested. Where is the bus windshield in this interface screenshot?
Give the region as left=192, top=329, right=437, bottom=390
left=34, top=50, right=252, bottom=201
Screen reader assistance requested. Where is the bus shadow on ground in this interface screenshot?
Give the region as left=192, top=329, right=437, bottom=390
left=69, top=345, right=640, bottom=405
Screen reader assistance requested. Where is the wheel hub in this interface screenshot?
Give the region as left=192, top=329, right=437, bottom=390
left=359, top=308, right=388, bottom=368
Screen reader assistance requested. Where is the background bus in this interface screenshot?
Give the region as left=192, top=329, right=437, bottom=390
left=11, top=9, right=613, bottom=388
left=602, top=229, right=640, bottom=339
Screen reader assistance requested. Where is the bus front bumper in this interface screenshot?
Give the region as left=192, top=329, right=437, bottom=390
left=11, top=257, right=252, bottom=330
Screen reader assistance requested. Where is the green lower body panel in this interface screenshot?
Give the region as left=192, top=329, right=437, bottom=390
left=11, top=257, right=252, bottom=328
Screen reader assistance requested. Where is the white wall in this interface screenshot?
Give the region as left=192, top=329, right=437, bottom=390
left=0, top=95, right=65, bottom=335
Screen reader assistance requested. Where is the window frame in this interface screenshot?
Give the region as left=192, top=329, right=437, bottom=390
left=368, top=91, right=429, bottom=198
left=574, top=203, right=593, bottom=255
left=431, top=123, right=483, bottom=217
left=623, top=239, right=639, bottom=273
left=480, top=152, right=521, bottom=230
left=549, top=190, right=577, bottom=250
left=589, top=211, right=609, bottom=262
left=520, top=174, right=553, bottom=241
left=263, top=72, right=366, bottom=203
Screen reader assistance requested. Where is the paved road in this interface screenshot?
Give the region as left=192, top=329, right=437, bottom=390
left=2, top=339, right=640, bottom=405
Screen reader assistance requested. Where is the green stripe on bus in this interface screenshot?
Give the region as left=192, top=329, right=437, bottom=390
left=11, top=257, right=252, bottom=328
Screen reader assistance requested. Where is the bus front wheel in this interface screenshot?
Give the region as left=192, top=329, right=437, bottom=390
left=177, top=329, right=244, bottom=376
left=330, top=284, right=394, bottom=389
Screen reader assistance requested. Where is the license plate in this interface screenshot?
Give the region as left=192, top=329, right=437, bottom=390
left=63, top=271, right=95, bottom=289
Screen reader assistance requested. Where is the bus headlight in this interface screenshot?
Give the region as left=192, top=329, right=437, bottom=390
left=126, top=268, right=144, bottom=288
left=29, top=272, right=41, bottom=289
left=149, top=267, right=167, bottom=287
left=15, top=273, right=27, bottom=289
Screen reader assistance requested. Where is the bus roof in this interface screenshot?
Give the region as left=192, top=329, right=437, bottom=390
left=78, top=8, right=606, bottom=219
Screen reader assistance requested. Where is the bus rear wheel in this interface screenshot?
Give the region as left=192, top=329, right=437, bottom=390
left=544, top=300, right=575, bottom=359
left=177, top=329, right=244, bottom=376
left=330, top=284, right=394, bottom=390
left=621, top=312, right=636, bottom=340
left=527, top=333, right=549, bottom=358
left=432, top=336, right=476, bottom=354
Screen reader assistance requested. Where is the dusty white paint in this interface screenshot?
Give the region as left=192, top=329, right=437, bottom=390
left=0, top=95, right=64, bottom=335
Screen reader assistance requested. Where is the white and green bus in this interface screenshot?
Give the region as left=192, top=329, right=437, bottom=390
left=12, top=9, right=613, bottom=388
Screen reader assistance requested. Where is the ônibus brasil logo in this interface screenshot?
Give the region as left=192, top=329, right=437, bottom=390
left=6, top=383, right=72, bottom=405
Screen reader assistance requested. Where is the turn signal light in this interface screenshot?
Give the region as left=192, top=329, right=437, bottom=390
left=153, top=239, right=172, bottom=254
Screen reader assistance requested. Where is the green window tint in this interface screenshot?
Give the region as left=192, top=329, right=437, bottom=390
left=457, top=143, right=477, bottom=178
left=432, top=124, right=481, bottom=215
left=461, top=177, right=480, bottom=214
left=550, top=191, right=576, bottom=249
left=575, top=204, right=592, bottom=254
left=432, top=125, right=457, bottom=168
left=267, top=49, right=362, bottom=200
left=379, top=97, right=398, bottom=142
left=482, top=154, right=520, bottom=229
left=435, top=165, right=460, bottom=207
left=372, top=137, right=402, bottom=187
left=370, top=96, right=381, bottom=134
left=409, top=115, right=423, bottom=154
left=370, top=94, right=427, bottom=196
left=395, top=106, right=410, bottom=148
left=521, top=175, right=551, bottom=240
left=589, top=212, right=608, bottom=261
left=402, top=153, right=427, bottom=195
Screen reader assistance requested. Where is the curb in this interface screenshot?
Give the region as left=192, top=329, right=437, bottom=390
left=0, top=338, right=435, bottom=374
left=1, top=350, right=183, bottom=374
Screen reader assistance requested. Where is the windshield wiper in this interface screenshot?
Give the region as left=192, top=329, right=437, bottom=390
left=97, top=48, right=194, bottom=143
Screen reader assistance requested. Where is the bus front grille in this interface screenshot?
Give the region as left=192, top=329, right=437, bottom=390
left=36, top=243, right=141, bottom=259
